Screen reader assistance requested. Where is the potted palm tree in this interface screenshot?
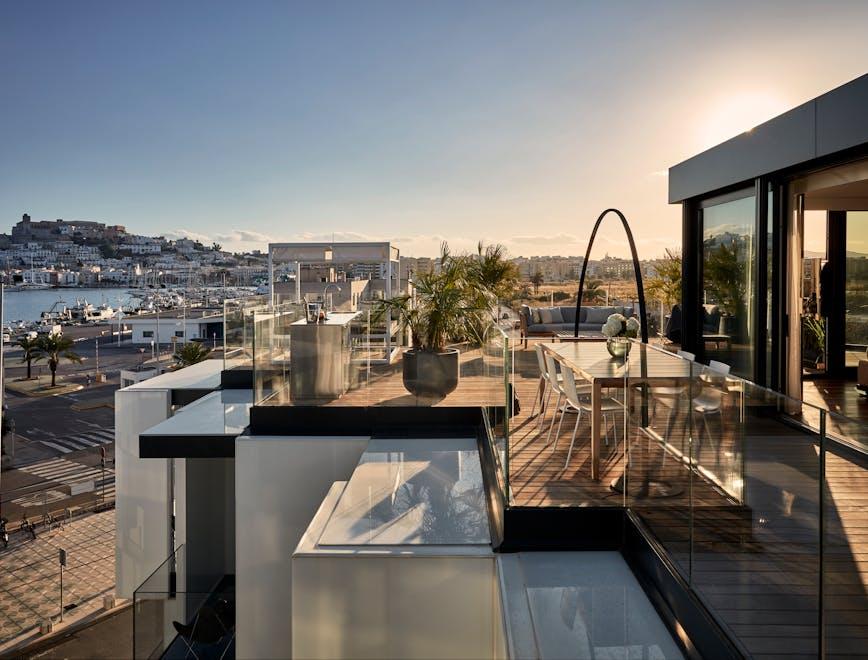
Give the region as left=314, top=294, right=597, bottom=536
left=376, top=245, right=490, bottom=398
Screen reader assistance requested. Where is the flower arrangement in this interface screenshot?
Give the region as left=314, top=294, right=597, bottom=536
left=601, top=313, right=641, bottom=339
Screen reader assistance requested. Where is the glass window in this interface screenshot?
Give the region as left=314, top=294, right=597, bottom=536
left=175, top=331, right=184, bottom=338
left=143, top=330, right=154, bottom=338
left=846, top=211, right=868, bottom=366
left=701, top=191, right=756, bottom=378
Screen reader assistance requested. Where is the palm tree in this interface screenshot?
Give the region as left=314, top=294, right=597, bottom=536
left=173, top=342, right=212, bottom=367
left=471, top=242, right=520, bottom=302
left=375, top=243, right=488, bottom=351
left=582, top=278, right=606, bottom=303
left=646, top=249, right=682, bottom=307
left=17, top=336, right=39, bottom=380
left=33, top=334, right=83, bottom=387
left=530, top=271, right=544, bottom=294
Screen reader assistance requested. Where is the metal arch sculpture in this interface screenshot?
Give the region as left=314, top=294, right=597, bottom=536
left=573, top=208, right=649, bottom=342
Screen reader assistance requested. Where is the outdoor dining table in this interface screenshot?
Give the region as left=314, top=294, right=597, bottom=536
left=544, top=341, right=695, bottom=480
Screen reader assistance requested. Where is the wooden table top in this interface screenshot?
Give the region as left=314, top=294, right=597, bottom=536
left=544, top=341, right=695, bottom=384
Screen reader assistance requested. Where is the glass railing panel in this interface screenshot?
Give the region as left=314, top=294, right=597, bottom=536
left=624, top=348, right=698, bottom=579
left=223, top=294, right=269, bottom=370
left=133, top=545, right=235, bottom=660
left=250, top=300, right=509, bottom=413
left=690, top=376, right=821, bottom=658
left=251, top=303, right=302, bottom=405
left=479, top=324, right=510, bottom=505
left=822, top=411, right=868, bottom=658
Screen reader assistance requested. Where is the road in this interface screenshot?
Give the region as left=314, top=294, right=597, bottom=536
left=0, top=334, right=148, bottom=522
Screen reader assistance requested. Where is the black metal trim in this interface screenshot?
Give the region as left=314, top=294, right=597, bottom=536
left=249, top=404, right=486, bottom=437
left=499, top=506, right=624, bottom=552
left=139, top=433, right=239, bottom=458
left=573, top=208, right=649, bottom=343
left=622, top=511, right=746, bottom=660
left=170, top=389, right=214, bottom=408
left=220, top=368, right=253, bottom=389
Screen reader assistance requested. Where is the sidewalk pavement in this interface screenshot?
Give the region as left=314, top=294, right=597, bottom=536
left=0, top=509, right=115, bottom=646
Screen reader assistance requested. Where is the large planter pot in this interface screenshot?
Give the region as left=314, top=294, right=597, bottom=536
left=402, top=348, right=460, bottom=398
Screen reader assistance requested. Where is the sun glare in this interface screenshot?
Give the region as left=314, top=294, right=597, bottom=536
left=698, top=91, right=790, bottom=150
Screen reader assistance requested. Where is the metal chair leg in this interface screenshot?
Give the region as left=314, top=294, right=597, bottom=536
left=564, top=409, right=582, bottom=469
left=546, top=392, right=563, bottom=445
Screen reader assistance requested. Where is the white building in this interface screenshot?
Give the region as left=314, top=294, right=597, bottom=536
left=124, top=312, right=224, bottom=345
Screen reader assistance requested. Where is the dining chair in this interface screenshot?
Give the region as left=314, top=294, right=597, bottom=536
left=530, top=343, right=551, bottom=421
left=543, top=351, right=566, bottom=444
left=677, top=350, right=696, bottom=361
left=551, top=364, right=592, bottom=455
left=693, top=360, right=731, bottom=461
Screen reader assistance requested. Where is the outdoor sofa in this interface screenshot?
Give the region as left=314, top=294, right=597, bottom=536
left=519, top=304, right=635, bottom=347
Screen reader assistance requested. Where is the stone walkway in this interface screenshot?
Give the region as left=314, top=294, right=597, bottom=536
left=0, top=509, right=115, bottom=644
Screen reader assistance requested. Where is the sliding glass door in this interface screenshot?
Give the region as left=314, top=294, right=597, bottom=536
left=700, top=189, right=757, bottom=379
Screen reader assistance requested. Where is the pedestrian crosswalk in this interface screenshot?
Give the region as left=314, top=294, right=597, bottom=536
left=37, top=428, right=115, bottom=454
left=15, top=458, right=116, bottom=506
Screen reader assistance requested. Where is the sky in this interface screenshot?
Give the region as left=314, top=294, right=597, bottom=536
left=2, top=1, right=868, bottom=258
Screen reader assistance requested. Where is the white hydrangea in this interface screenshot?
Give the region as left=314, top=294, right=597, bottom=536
left=625, top=317, right=641, bottom=337
left=602, top=316, right=623, bottom=338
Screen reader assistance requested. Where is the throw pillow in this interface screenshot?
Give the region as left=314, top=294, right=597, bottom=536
left=549, top=307, right=564, bottom=323
left=538, top=308, right=554, bottom=324
left=531, top=308, right=543, bottom=324
left=585, top=307, right=613, bottom=324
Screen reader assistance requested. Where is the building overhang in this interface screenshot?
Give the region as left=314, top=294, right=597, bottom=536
left=669, top=73, right=868, bottom=203
left=139, top=389, right=253, bottom=458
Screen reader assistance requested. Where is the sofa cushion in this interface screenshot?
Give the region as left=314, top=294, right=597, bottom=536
left=578, top=323, right=605, bottom=332
left=585, top=307, right=614, bottom=324
left=579, top=307, right=588, bottom=323
left=549, top=307, right=564, bottom=324
left=531, top=307, right=542, bottom=324
left=561, top=306, right=576, bottom=324
left=538, top=308, right=553, bottom=324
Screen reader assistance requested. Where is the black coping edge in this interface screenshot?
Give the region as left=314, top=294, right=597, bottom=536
left=498, top=507, right=624, bottom=552
left=248, top=404, right=488, bottom=437
left=171, top=388, right=215, bottom=408
left=622, top=510, right=746, bottom=660
left=221, top=368, right=253, bottom=389
left=139, top=433, right=239, bottom=459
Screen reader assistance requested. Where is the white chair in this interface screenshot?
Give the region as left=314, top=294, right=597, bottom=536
left=529, top=344, right=551, bottom=421
left=540, top=351, right=564, bottom=444
left=677, top=349, right=696, bottom=361
left=551, top=365, right=592, bottom=457
left=693, top=361, right=731, bottom=459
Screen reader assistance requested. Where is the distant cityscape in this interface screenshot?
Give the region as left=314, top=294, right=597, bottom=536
left=0, top=213, right=671, bottom=289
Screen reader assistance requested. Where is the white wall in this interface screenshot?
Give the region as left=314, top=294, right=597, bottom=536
left=234, top=435, right=369, bottom=660
left=114, top=388, right=172, bottom=598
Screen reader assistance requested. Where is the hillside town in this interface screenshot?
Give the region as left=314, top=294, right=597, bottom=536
left=2, top=213, right=667, bottom=290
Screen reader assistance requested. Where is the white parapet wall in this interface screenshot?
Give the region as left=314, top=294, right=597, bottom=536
left=114, top=387, right=172, bottom=598
left=234, top=434, right=370, bottom=660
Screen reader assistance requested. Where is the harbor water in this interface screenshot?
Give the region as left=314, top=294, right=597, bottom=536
left=2, top=288, right=136, bottom=324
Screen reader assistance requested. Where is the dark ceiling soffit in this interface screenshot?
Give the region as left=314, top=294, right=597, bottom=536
left=669, top=73, right=868, bottom=203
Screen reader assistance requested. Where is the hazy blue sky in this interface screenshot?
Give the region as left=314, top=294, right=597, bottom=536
left=3, top=1, right=868, bottom=257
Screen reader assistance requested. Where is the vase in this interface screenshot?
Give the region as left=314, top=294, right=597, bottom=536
left=606, top=337, right=631, bottom=359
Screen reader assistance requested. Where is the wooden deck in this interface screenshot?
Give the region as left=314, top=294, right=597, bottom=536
left=506, top=340, right=868, bottom=659
left=258, top=337, right=868, bottom=657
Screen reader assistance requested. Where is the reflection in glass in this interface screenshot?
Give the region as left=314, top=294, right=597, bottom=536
left=701, top=192, right=756, bottom=378
left=846, top=211, right=868, bottom=367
